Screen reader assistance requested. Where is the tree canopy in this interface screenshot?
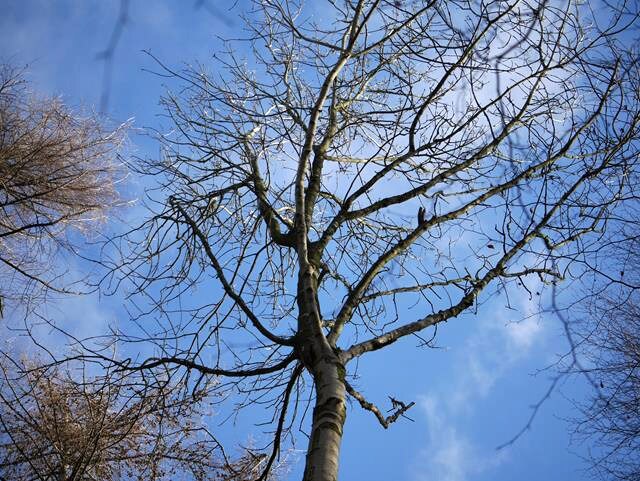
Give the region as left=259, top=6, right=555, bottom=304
left=0, top=355, right=270, bottom=481
left=0, top=64, right=125, bottom=313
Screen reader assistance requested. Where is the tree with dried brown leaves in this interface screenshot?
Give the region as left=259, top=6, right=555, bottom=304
left=0, top=64, right=125, bottom=313
left=0, top=355, right=272, bottom=481
left=84, top=1, right=640, bottom=480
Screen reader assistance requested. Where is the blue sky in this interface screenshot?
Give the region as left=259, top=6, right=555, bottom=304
left=0, top=2, right=596, bottom=480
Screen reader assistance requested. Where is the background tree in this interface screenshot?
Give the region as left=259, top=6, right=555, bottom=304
left=0, top=354, right=272, bottom=481
left=87, top=1, right=640, bottom=480
left=0, top=64, right=125, bottom=314
left=577, top=291, right=640, bottom=481
left=566, top=198, right=640, bottom=480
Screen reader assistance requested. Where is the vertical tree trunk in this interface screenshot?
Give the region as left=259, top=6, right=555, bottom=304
left=302, top=355, right=347, bottom=481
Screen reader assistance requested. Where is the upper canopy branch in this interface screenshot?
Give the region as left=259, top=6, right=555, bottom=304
left=341, top=130, right=627, bottom=361
left=327, top=59, right=620, bottom=345
left=245, top=140, right=296, bottom=247
left=293, top=0, right=368, bottom=267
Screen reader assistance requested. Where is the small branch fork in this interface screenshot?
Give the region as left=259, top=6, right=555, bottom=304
left=345, top=381, right=415, bottom=429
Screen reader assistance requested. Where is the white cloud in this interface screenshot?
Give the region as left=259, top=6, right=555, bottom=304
left=413, top=396, right=508, bottom=481
left=411, top=285, right=547, bottom=481
left=505, top=315, right=543, bottom=351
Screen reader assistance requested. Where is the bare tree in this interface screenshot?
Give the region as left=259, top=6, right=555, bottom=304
left=0, top=64, right=125, bottom=313
left=563, top=195, right=640, bottom=480
left=576, top=293, right=640, bottom=481
left=0, top=354, right=272, bottom=481
left=89, top=1, right=640, bottom=480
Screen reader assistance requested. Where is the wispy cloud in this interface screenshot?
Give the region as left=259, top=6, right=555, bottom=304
left=411, top=286, right=546, bottom=481
left=413, top=396, right=508, bottom=481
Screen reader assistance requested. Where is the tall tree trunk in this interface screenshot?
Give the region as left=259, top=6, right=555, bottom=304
left=302, top=354, right=347, bottom=481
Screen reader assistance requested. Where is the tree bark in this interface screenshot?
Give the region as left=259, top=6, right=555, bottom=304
left=296, top=262, right=347, bottom=481
left=302, top=354, right=347, bottom=481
